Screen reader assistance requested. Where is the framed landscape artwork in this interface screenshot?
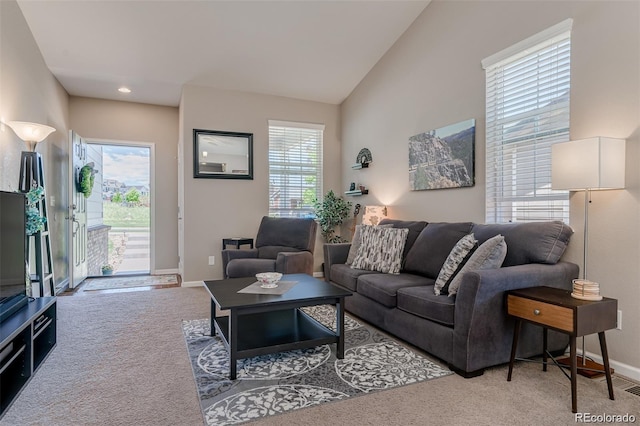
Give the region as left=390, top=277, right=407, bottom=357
left=408, top=119, right=475, bottom=191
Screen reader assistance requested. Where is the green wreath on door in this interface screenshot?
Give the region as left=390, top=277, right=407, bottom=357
left=77, top=162, right=97, bottom=198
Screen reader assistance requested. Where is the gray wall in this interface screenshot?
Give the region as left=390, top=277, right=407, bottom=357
left=179, top=85, right=341, bottom=282
left=0, top=0, right=70, bottom=287
left=341, top=1, right=639, bottom=374
left=69, top=97, right=179, bottom=272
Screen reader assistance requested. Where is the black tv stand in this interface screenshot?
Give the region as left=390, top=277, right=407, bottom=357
left=0, top=297, right=56, bottom=418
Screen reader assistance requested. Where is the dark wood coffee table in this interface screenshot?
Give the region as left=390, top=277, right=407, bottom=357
left=203, top=273, right=352, bottom=379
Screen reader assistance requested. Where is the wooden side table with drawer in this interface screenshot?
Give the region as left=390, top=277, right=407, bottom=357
left=506, top=286, right=617, bottom=413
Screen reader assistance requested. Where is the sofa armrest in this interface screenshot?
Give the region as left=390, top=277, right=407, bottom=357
left=276, top=251, right=314, bottom=275
left=452, top=261, right=579, bottom=373
left=323, top=243, right=351, bottom=282
left=221, top=249, right=258, bottom=278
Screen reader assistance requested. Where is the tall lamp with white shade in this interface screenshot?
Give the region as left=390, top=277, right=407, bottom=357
left=5, top=120, right=57, bottom=297
left=6, top=121, right=56, bottom=192
left=551, top=136, right=625, bottom=375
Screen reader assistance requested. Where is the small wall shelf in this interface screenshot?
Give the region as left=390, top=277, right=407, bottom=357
left=351, top=163, right=369, bottom=170
left=345, top=190, right=368, bottom=196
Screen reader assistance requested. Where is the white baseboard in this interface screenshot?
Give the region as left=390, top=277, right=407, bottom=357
left=313, top=272, right=324, bottom=278
left=580, top=349, right=640, bottom=382
left=181, top=280, right=204, bottom=288
left=153, top=268, right=179, bottom=275
left=55, top=278, right=70, bottom=295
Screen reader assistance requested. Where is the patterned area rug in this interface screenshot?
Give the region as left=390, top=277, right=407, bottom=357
left=182, top=305, right=452, bottom=425
left=82, top=274, right=179, bottom=291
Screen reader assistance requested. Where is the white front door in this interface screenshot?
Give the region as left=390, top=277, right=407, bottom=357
left=68, top=130, right=88, bottom=288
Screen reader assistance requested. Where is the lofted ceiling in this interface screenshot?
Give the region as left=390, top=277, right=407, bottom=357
left=17, top=1, right=429, bottom=107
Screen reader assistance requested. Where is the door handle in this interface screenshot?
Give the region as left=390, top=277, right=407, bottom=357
left=66, top=214, right=80, bottom=235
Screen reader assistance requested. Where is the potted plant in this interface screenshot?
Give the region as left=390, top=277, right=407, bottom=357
left=101, top=264, right=114, bottom=276
left=313, top=190, right=352, bottom=243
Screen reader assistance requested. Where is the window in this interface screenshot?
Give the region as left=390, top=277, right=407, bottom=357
left=483, top=19, right=572, bottom=223
left=268, top=120, right=324, bottom=218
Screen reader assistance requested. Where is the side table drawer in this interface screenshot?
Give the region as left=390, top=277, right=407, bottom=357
left=508, top=295, right=573, bottom=332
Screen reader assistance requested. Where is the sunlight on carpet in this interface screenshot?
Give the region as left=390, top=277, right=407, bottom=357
left=81, top=274, right=178, bottom=291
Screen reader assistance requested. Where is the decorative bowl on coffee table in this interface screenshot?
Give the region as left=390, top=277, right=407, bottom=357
left=256, top=272, right=282, bottom=288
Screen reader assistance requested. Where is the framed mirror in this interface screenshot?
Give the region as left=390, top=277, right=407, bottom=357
left=193, top=129, right=253, bottom=179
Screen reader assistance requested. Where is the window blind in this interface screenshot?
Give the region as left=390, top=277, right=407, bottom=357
left=268, top=120, right=324, bottom=218
left=484, top=24, right=571, bottom=224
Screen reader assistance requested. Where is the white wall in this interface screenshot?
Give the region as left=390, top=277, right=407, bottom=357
left=342, top=1, right=640, bottom=374
left=0, top=0, right=70, bottom=287
left=179, top=85, right=341, bottom=282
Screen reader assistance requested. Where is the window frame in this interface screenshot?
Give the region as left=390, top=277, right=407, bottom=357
left=268, top=120, right=324, bottom=218
left=483, top=19, right=573, bottom=224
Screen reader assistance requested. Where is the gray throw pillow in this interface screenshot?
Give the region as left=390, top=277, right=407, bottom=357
left=346, top=224, right=392, bottom=265
left=447, top=234, right=507, bottom=297
left=351, top=226, right=409, bottom=274
left=434, top=233, right=477, bottom=295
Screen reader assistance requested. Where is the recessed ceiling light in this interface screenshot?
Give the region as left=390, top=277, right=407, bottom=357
left=118, top=87, right=131, bottom=94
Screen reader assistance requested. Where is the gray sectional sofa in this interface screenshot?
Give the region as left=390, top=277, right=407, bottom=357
left=323, top=219, right=579, bottom=377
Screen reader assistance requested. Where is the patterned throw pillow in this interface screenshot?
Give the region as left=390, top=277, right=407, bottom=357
left=434, top=233, right=477, bottom=295
left=447, top=234, right=507, bottom=297
left=350, top=226, right=409, bottom=274
left=346, top=224, right=393, bottom=265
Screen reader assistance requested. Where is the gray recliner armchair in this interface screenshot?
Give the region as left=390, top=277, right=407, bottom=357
left=221, top=216, right=318, bottom=278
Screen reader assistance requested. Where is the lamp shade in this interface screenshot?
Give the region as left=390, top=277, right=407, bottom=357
left=362, top=205, right=388, bottom=226
left=551, top=137, right=625, bottom=190
left=6, top=121, right=56, bottom=151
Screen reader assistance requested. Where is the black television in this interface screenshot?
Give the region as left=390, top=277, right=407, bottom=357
left=0, top=190, right=28, bottom=323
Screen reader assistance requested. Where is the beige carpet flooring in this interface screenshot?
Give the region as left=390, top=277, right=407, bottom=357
left=1, top=286, right=638, bottom=426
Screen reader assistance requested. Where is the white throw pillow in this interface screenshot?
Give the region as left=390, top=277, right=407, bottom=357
left=350, top=226, right=409, bottom=274
left=347, top=224, right=393, bottom=265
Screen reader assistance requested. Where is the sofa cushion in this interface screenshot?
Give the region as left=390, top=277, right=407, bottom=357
left=351, top=226, right=408, bottom=274
left=471, top=221, right=572, bottom=267
left=378, top=219, right=428, bottom=259
left=346, top=224, right=393, bottom=265
left=330, top=264, right=380, bottom=292
left=403, top=222, right=474, bottom=279
left=397, top=286, right=456, bottom=326
left=434, top=233, right=477, bottom=295
left=358, top=273, right=434, bottom=308
left=446, top=234, right=507, bottom=297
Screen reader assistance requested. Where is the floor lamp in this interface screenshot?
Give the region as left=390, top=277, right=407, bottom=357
left=6, top=121, right=56, bottom=297
left=551, top=136, right=625, bottom=376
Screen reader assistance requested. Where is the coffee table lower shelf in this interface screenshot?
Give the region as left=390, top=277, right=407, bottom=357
left=214, top=309, right=338, bottom=373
